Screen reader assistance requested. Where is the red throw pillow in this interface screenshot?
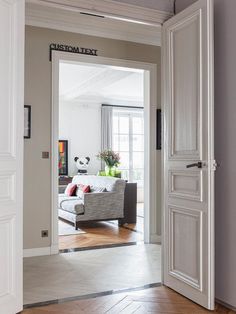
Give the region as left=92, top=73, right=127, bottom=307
left=65, top=183, right=77, bottom=196
left=78, top=184, right=90, bottom=193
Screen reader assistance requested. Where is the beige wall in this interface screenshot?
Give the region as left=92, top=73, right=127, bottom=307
left=176, top=0, right=236, bottom=308
left=24, top=26, right=161, bottom=250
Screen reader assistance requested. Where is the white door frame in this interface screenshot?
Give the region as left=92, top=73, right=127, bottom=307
left=51, top=51, right=158, bottom=253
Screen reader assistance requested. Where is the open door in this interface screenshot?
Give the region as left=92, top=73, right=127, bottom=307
left=0, top=1, right=24, bottom=313
left=162, top=0, right=215, bottom=310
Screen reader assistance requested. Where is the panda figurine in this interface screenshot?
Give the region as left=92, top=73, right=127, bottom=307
left=74, top=156, right=90, bottom=174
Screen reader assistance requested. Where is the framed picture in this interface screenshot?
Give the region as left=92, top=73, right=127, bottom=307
left=24, top=105, right=31, bottom=138
left=58, top=140, right=68, bottom=176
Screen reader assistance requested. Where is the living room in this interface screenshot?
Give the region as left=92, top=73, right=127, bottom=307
left=58, top=61, right=145, bottom=250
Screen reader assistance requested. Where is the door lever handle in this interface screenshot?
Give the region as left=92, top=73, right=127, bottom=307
left=186, top=162, right=203, bottom=169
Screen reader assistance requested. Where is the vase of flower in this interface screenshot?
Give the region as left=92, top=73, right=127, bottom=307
left=105, top=165, right=115, bottom=176
left=97, top=150, right=120, bottom=177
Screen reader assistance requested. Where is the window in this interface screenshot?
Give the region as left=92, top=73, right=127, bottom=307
left=112, top=108, right=144, bottom=187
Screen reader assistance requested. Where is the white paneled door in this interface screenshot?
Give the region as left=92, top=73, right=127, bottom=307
left=162, top=0, right=215, bottom=310
left=0, top=0, right=24, bottom=313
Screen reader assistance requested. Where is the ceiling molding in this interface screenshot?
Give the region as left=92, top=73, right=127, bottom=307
left=26, top=0, right=173, bottom=26
left=60, top=97, right=143, bottom=107
left=25, top=0, right=173, bottom=46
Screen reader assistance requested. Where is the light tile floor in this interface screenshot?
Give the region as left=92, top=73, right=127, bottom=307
left=23, top=244, right=161, bottom=306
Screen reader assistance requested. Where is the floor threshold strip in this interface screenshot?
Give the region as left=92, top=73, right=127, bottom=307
left=59, top=241, right=138, bottom=253
left=23, top=282, right=162, bottom=309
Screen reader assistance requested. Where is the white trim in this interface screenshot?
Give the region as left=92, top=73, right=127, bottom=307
left=26, top=0, right=173, bottom=26
left=25, top=2, right=163, bottom=46
left=50, top=244, right=59, bottom=255
left=150, top=234, right=162, bottom=244
left=52, top=52, right=158, bottom=251
left=51, top=54, right=60, bottom=255
left=23, top=247, right=51, bottom=257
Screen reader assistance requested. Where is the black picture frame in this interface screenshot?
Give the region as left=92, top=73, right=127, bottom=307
left=24, top=105, right=31, bottom=139
left=58, top=140, right=68, bottom=176
left=156, top=109, right=161, bottom=150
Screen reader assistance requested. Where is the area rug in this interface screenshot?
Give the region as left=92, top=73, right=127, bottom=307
left=58, top=220, right=85, bottom=236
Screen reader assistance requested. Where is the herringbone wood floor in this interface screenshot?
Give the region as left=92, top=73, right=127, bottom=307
left=59, top=221, right=143, bottom=250
left=22, top=286, right=235, bottom=313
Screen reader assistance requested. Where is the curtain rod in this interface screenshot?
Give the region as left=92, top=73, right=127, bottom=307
left=102, top=104, right=144, bottom=109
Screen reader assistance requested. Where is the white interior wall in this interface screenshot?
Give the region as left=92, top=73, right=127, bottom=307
left=59, top=100, right=145, bottom=203
left=59, top=101, right=102, bottom=176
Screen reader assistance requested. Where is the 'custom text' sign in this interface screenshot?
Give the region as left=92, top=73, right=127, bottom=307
left=49, top=43, right=98, bottom=60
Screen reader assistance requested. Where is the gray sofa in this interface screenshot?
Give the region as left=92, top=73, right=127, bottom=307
left=58, top=175, right=126, bottom=229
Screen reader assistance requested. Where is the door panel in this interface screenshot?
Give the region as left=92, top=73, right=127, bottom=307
left=0, top=1, right=16, bottom=158
left=0, top=217, right=14, bottom=296
left=0, top=0, right=24, bottom=313
left=170, top=206, right=202, bottom=290
left=162, top=0, right=214, bottom=310
left=170, top=11, right=201, bottom=160
left=168, top=170, right=203, bottom=201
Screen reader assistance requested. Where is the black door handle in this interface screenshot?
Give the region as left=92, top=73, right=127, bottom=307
left=186, top=162, right=203, bottom=169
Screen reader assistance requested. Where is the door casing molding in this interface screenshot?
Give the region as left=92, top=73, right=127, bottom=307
left=51, top=52, right=158, bottom=253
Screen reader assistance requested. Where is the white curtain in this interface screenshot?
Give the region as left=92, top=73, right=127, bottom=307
left=101, top=105, right=113, bottom=169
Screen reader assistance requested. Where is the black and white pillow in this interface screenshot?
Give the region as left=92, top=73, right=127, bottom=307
left=90, top=186, right=107, bottom=193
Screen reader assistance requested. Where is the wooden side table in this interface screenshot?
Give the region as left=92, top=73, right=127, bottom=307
left=58, top=176, right=72, bottom=193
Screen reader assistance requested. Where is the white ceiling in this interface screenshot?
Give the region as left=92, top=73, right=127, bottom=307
left=59, top=62, right=144, bottom=107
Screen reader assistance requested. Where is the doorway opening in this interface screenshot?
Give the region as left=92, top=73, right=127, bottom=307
left=51, top=53, right=159, bottom=253
left=23, top=53, right=161, bottom=307
left=57, top=61, right=145, bottom=251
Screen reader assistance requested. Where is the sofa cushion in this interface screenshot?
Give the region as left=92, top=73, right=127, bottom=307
left=75, top=189, right=84, bottom=198
left=64, top=183, right=77, bottom=196
left=78, top=184, right=90, bottom=193
left=59, top=195, right=84, bottom=215
left=90, top=186, right=107, bottom=193
left=72, top=175, right=123, bottom=192
left=75, top=184, right=91, bottom=198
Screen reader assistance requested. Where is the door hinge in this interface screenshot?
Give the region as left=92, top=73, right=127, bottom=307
left=211, top=160, right=219, bottom=171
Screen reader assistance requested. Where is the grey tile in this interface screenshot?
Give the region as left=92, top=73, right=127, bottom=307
left=24, top=244, right=161, bottom=305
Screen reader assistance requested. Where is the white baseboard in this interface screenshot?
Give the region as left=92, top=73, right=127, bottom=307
left=50, top=244, right=59, bottom=255
left=150, top=234, right=162, bottom=244
left=23, top=246, right=51, bottom=257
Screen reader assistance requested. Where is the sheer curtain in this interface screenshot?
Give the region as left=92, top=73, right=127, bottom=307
left=101, top=105, right=113, bottom=169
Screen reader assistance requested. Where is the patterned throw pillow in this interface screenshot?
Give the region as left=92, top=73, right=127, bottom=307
left=90, top=186, right=107, bottom=193
left=64, top=183, right=77, bottom=196
left=77, top=184, right=91, bottom=193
